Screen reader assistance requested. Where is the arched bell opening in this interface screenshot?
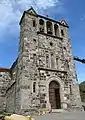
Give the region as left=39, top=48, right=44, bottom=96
left=46, top=21, right=53, bottom=35
left=39, top=19, right=44, bottom=33
left=54, top=24, right=59, bottom=36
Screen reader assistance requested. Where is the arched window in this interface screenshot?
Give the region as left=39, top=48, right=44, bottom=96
left=56, top=57, right=58, bottom=69
left=39, top=19, right=44, bottom=32
left=61, top=29, right=64, bottom=36
left=51, top=53, right=54, bottom=68
left=46, top=21, right=52, bottom=35
left=64, top=60, right=69, bottom=70
left=54, top=24, right=59, bottom=36
left=33, top=82, right=36, bottom=93
left=33, top=54, right=37, bottom=64
left=33, top=20, right=36, bottom=27
left=46, top=54, right=49, bottom=67
left=69, top=85, right=72, bottom=95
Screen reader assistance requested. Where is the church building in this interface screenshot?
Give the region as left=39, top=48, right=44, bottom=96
left=0, top=7, right=82, bottom=114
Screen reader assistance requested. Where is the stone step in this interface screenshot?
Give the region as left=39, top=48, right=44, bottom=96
left=52, top=109, right=66, bottom=113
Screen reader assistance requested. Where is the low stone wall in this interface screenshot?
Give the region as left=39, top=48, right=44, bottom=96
left=0, top=71, right=11, bottom=111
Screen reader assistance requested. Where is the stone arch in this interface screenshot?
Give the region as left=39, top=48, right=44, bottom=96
left=49, top=80, right=60, bottom=88
left=39, top=19, right=44, bottom=32
left=46, top=76, right=64, bottom=109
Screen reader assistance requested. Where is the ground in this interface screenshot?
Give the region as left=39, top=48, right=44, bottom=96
left=35, top=111, right=85, bottom=120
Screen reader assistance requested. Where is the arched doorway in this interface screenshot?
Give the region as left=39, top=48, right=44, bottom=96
left=49, top=81, right=61, bottom=109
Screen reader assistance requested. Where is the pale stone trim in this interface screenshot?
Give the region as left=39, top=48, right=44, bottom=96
left=45, top=76, right=65, bottom=109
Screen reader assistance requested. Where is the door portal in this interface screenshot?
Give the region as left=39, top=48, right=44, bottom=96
left=49, top=81, right=61, bottom=109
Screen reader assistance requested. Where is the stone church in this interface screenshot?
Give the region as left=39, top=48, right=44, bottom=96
left=0, top=7, right=82, bottom=114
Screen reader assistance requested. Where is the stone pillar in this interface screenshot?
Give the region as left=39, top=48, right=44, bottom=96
left=44, top=20, right=47, bottom=33
left=52, top=22, right=55, bottom=36
left=37, top=18, right=39, bottom=32
left=58, top=24, right=61, bottom=37
left=46, top=102, right=51, bottom=110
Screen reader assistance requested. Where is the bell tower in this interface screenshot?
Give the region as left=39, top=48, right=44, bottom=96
left=16, top=7, right=82, bottom=113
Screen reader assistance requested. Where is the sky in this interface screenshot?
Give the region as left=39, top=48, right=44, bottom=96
left=0, top=0, right=85, bottom=83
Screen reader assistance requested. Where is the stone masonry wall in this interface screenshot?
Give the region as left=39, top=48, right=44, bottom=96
left=18, top=13, right=40, bottom=114
left=6, top=60, right=21, bottom=113
left=0, top=71, right=11, bottom=111
left=6, top=83, right=16, bottom=113
left=61, top=28, right=82, bottom=109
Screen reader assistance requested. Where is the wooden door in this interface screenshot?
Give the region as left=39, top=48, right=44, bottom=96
left=55, top=88, right=61, bottom=109
left=49, top=81, right=61, bottom=109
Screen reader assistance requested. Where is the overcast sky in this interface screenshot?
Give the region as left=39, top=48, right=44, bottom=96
left=0, top=0, right=85, bottom=83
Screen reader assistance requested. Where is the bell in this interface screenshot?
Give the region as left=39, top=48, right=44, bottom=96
left=48, top=27, right=52, bottom=32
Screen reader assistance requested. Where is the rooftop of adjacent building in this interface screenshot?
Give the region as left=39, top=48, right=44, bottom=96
left=0, top=58, right=18, bottom=72
left=0, top=67, right=10, bottom=72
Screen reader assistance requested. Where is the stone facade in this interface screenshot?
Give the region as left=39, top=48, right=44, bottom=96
left=0, top=68, right=11, bottom=111
left=0, top=7, right=82, bottom=114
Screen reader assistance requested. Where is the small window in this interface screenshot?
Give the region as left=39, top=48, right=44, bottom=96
left=61, top=29, right=64, bottom=36
left=50, top=42, right=53, bottom=46
left=33, top=54, right=37, bottom=64
left=70, top=85, right=72, bottom=95
left=66, top=60, right=69, bottom=69
left=56, top=57, right=58, bottom=69
left=83, top=91, right=85, bottom=93
left=33, top=20, right=36, bottom=27
left=51, top=53, right=54, bottom=68
left=33, top=82, right=36, bottom=93
left=64, top=47, right=66, bottom=50
left=64, top=60, right=69, bottom=71
left=46, top=54, right=49, bottom=67
left=0, top=74, right=2, bottom=77
left=54, top=24, right=59, bottom=36
left=33, top=39, right=36, bottom=42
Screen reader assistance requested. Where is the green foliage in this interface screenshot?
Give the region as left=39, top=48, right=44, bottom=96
left=0, top=111, right=11, bottom=116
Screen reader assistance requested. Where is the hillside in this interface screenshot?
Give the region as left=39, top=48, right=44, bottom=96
left=79, top=81, right=85, bottom=102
